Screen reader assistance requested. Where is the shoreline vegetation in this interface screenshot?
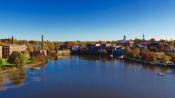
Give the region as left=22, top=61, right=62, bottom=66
left=124, top=56, right=175, bottom=68
left=0, top=61, right=46, bottom=74
left=73, top=49, right=175, bottom=69
left=0, top=58, right=49, bottom=74
left=1, top=37, right=175, bottom=72
left=0, top=56, right=48, bottom=74
left=0, top=52, right=175, bottom=74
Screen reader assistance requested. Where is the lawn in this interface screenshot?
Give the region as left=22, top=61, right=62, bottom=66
left=24, top=57, right=32, bottom=64
left=0, top=58, right=15, bottom=67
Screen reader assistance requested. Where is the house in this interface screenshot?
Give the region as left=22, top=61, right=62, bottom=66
left=102, top=42, right=112, bottom=48
left=95, top=43, right=101, bottom=47
left=118, top=35, right=134, bottom=47
left=165, top=46, right=175, bottom=52
left=118, top=40, right=134, bottom=47
left=113, top=47, right=124, bottom=56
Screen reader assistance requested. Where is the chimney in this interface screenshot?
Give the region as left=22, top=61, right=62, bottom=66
left=41, top=34, right=44, bottom=50
left=123, top=35, right=126, bottom=41
left=12, top=36, right=14, bottom=45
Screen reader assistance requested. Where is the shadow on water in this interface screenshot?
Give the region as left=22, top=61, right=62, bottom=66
left=0, top=62, right=47, bottom=91
left=79, top=55, right=174, bottom=75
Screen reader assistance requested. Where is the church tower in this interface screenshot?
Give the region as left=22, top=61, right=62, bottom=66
left=143, top=34, right=145, bottom=40
left=123, top=35, right=126, bottom=41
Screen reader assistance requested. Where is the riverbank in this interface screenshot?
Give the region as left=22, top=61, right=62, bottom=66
left=124, top=56, right=175, bottom=68
left=0, top=61, right=46, bottom=74
left=76, top=54, right=175, bottom=69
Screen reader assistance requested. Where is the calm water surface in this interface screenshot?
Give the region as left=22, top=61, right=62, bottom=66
left=1, top=56, right=175, bottom=98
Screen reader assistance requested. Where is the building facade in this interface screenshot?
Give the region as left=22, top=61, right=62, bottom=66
left=2, top=45, right=27, bottom=58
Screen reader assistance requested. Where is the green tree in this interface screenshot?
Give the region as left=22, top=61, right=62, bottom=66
left=134, top=38, right=142, bottom=44
left=102, top=49, right=107, bottom=55
left=8, top=51, right=25, bottom=65
left=0, top=59, right=4, bottom=67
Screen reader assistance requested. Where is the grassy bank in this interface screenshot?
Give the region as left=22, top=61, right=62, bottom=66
left=0, top=58, right=15, bottom=68
left=0, top=57, right=35, bottom=68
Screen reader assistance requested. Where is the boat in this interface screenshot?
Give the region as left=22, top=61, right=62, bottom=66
left=119, top=55, right=124, bottom=59
left=157, top=72, right=165, bottom=76
left=109, top=54, right=114, bottom=58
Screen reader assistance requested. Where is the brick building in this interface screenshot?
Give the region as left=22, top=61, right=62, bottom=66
left=2, top=45, right=27, bottom=58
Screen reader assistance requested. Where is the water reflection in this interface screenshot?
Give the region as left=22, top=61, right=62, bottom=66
left=1, top=56, right=175, bottom=98
left=79, top=55, right=115, bottom=62
left=0, top=67, right=26, bottom=91
left=0, top=63, right=47, bottom=91
left=79, top=55, right=173, bottom=75
left=0, top=55, right=174, bottom=91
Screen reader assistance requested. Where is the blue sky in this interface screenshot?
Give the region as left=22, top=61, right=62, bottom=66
left=0, top=0, right=175, bottom=41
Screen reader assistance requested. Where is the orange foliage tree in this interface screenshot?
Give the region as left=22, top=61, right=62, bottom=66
left=143, top=51, right=157, bottom=61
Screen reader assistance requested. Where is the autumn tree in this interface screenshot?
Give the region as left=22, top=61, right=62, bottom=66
left=27, top=43, right=34, bottom=52
left=143, top=51, right=157, bottom=61
left=160, top=55, right=170, bottom=63
left=124, top=47, right=141, bottom=58
left=132, top=48, right=141, bottom=58
left=31, top=54, right=47, bottom=63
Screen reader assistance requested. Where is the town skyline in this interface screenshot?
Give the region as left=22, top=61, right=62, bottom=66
left=0, top=34, right=174, bottom=42
left=1, top=0, right=175, bottom=98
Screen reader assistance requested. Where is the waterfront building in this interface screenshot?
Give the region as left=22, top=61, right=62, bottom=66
left=0, top=36, right=27, bottom=58
left=102, top=42, right=112, bottom=48
left=2, top=44, right=27, bottom=58
left=95, top=43, right=101, bottom=47
left=118, top=35, right=134, bottom=47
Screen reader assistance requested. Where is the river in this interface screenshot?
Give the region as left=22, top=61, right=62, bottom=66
left=0, top=56, right=175, bottom=98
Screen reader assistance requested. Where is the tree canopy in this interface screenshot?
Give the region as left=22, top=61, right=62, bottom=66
left=8, top=51, right=25, bottom=65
